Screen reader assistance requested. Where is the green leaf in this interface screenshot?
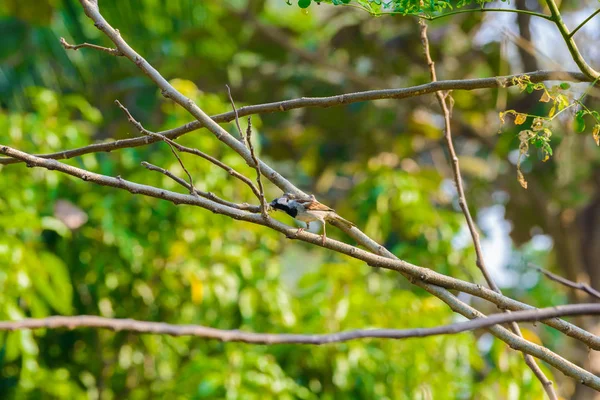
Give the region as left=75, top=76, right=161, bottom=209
left=575, top=112, right=586, bottom=133
left=526, top=84, right=534, bottom=94
left=298, top=0, right=311, bottom=8
left=559, top=82, right=571, bottom=90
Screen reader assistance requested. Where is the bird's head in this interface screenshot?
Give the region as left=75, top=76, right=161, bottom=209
left=269, top=196, right=297, bottom=217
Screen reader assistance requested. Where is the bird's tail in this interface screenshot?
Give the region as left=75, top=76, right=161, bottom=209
left=329, top=214, right=355, bottom=229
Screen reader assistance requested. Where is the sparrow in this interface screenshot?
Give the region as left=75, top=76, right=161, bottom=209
left=269, top=193, right=354, bottom=244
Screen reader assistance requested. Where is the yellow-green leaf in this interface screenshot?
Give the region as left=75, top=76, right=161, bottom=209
left=515, top=113, right=527, bottom=125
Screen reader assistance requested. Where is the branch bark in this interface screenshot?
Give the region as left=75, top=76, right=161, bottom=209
left=419, top=20, right=556, bottom=399
left=0, top=71, right=588, bottom=167
left=544, top=0, right=599, bottom=80
left=0, top=303, right=598, bottom=344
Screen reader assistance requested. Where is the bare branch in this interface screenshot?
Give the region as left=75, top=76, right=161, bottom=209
left=226, top=84, right=245, bottom=143
left=225, top=87, right=269, bottom=216
left=245, top=118, right=269, bottom=219
left=20, top=3, right=599, bottom=389
left=76, top=0, right=300, bottom=198
left=419, top=21, right=556, bottom=398
left=412, top=281, right=600, bottom=391
left=60, top=37, right=123, bottom=56
left=141, top=161, right=259, bottom=212
left=114, top=100, right=197, bottom=194
left=530, top=263, right=600, bottom=300
left=113, top=100, right=261, bottom=201
left=0, top=303, right=599, bottom=343
left=0, top=71, right=590, bottom=167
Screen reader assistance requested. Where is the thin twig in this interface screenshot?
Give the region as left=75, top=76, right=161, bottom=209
left=419, top=21, right=557, bottom=399
left=530, top=263, right=600, bottom=300
left=225, top=87, right=269, bottom=217
left=60, top=37, right=122, bottom=56
left=0, top=70, right=590, bottom=167
left=0, top=303, right=599, bottom=343
left=245, top=117, right=269, bottom=219
left=114, top=100, right=261, bottom=201
left=226, top=84, right=245, bottom=143
left=569, top=8, right=600, bottom=38
left=115, top=100, right=196, bottom=194
left=141, top=161, right=260, bottom=212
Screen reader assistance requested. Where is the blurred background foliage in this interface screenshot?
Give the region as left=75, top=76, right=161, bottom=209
left=1, top=0, right=599, bottom=398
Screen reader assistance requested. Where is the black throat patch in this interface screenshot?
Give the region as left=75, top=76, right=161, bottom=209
left=271, top=202, right=297, bottom=218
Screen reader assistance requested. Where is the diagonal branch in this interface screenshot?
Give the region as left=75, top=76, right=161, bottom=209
left=141, top=161, right=259, bottom=212
left=569, top=9, right=600, bottom=38
left=226, top=87, right=269, bottom=217
left=25, top=2, right=600, bottom=390
left=419, top=21, right=557, bottom=399
left=114, top=99, right=262, bottom=202
left=544, top=0, right=599, bottom=80
left=0, top=303, right=599, bottom=343
left=530, top=263, right=600, bottom=300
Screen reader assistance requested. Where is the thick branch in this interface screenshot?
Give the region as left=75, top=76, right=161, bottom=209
left=0, top=71, right=588, bottom=167
left=0, top=304, right=599, bottom=343
left=15, top=2, right=599, bottom=389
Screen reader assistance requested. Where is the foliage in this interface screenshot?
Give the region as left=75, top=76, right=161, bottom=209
left=291, top=0, right=508, bottom=16
left=498, top=75, right=600, bottom=188
left=3, top=0, right=599, bottom=398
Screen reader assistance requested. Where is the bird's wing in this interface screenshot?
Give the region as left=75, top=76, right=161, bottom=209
left=305, top=201, right=335, bottom=212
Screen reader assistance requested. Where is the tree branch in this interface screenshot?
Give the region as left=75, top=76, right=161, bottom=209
left=140, top=161, right=259, bottom=212
left=114, top=99, right=262, bottom=201
left=0, top=71, right=589, bottom=167
left=530, top=263, right=600, bottom=301
left=419, top=21, right=556, bottom=399
left=225, top=87, right=269, bottom=217
left=544, top=0, right=600, bottom=80
left=569, top=8, right=600, bottom=38
left=76, top=0, right=300, bottom=198
left=0, top=303, right=598, bottom=343
left=245, top=117, right=269, bottom=219
left=59, top=37, right=122, bottom=56
left=15, top=2, right=600, bottom=389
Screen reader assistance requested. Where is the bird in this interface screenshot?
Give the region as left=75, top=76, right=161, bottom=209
left=269, top=193, right=354, bottom=244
